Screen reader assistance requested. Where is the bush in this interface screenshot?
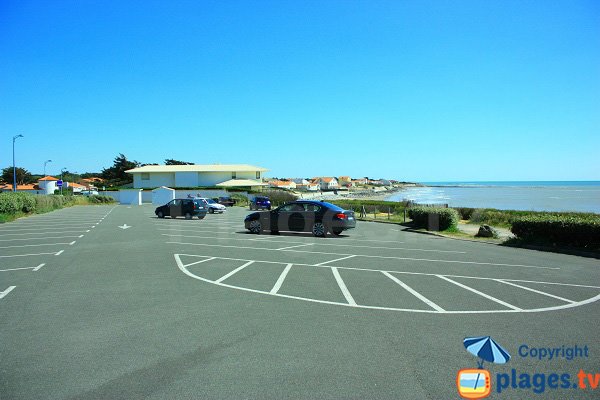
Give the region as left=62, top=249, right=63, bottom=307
left=454, top=207, right=475, bottom=220
left=408, top=206, right=459, bottom=231
left=230, top=193, right=249, bottom=207
left=0, top=192, right=37, bottom=213
left=511, top=215, right=600, bottom=249
left=87, top=195, right=115, bottom=204
left=262, top=190, right=297, bottom=206
left=329, top=200, right=409, bottom=215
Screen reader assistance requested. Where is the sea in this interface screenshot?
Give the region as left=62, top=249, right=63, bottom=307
left=384, top=181, right=600, bottom=214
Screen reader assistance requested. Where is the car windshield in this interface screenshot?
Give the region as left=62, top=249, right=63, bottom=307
left=206, top=199, right=216, bottom=204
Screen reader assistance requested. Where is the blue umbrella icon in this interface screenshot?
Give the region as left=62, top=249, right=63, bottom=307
left=464, top=336, right=511, bottom=369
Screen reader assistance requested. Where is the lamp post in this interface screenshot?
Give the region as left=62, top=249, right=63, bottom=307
left=60, top=167, right=67, bottom=195
left=44, top=159, right=52, bottom=177
left=12, top=134, right=24, bottom=192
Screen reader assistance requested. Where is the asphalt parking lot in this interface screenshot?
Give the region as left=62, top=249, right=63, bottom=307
left=1, top=204, right=599, bottom=399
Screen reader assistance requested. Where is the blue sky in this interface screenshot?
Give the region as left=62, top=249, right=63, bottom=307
left=1, top=0, right=598, bottom=182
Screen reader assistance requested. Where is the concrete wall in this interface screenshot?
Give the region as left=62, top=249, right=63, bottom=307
left=119, top=190, right=143, bottom=205
left=152, top=187, right=175, bottom=206
left=133, top=173, right=175, bottom=189
left=174, top=172, right=198, bottom=187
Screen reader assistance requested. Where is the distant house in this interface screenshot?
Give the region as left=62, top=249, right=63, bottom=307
left=269, top=180, right=297, bottom=190
left=352, top=178, right=368, bottom=185
left=292, top=178, right=310, bottom=185
left=69, top=182, right=86, bottom=193
left=338, top=176, right=354, bottom=187
left=80, top=177, right=104, bottom=189
left=126, top=164, right=268, bottom=189
left=313, top=177, right=339, bottom=190
left=0, top=183, right=40, bottom=193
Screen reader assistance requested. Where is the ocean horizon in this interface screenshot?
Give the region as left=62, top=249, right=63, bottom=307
left=385, top=181, right=600, bottom=213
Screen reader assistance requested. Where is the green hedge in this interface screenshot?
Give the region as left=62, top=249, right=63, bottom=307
left=0, top=192, right=38, bottom=213
left=329, top=200, right=409, bottom=214
left=511, top=215, right=600, bottom=249
left=0, top=192, right=115, bottom=219
left=408, top=206, right=459, bottom=231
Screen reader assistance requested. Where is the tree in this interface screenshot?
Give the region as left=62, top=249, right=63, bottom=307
left=164, top=159, right=194, bottom=165
left=101, top=154, right=139, bottom=186
left=1, top=167, right=34, bottom=185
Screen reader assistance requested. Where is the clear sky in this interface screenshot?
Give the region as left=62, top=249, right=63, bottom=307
left=1, top=0, right=598, bottom=182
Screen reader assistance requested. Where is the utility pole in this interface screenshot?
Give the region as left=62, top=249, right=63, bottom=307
left=44, top=159, right=52, bottom=177
left=12, top=134, right=24, bottom=191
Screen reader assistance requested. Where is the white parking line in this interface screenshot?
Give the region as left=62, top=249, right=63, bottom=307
left=315, top=255, right=357, bottom=266
left=0, top=266, right=35, bottom=272
left=382, top=271, right=445, bottom=312
left=33, top=263, right=45, bottom=271
left=166, top=241, right=555, bottom=270
left=276, top=243, right=313, bottom=251
left=55, top=250, right=64, bottom=256
left=0, top=242, right=73, bottom=249
left=0, top=230, right=86, bottom=237
left=0, top=286, right=16, bottom=299
left=437, top=275, right=522, bottom=310
left=160, top=233, right=464, bottom=254
left=0, top=225, right=93, bottom=232
left=215, top=261, right=255, bottom=284
left=270, top=263, right=293, bottom=294
left=495, top=280, right=576, bottom=303
left=332, top=267, right=357, bottom=306
left=0, top=251, right=61, bottom=258
left=0, top=235, right=82, bottom=242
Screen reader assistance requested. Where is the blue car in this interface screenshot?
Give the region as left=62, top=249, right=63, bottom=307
left=249, top=196, right=271, bottom=210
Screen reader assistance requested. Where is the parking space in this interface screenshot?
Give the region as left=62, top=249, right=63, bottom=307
left=2, top=204, right=599, bottom=399
left=0, top=205, right=116, bottom=300
left=162, top=207, right=600, bottom=315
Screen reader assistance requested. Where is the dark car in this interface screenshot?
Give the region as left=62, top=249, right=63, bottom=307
left=249, top=196, right=271, bottom=210
left=155, top=198, right=208, bottom=220
left=218, top=196, right=236, bottom=207
left=244, top=200, right=356, bottom=237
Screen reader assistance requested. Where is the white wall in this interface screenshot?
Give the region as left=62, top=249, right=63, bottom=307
left=119, top=190, right=143, bottom=205
left=152, top=187, right=175, bottom=206
left=133, top=173, right=175, bottom=189
left=175, top=172, right=198, bottom=187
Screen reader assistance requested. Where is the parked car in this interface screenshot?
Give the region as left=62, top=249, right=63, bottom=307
left=249, top=196, right=271, bottom=210
left=217, top=196, right=237, bottom=207
left=81, top=190, right=99, bottom=196
left=155, top=198, right=208, bottom=219
left=244, top=200, right=356, bottom=237
left=196, top=197, right=226, bottom=214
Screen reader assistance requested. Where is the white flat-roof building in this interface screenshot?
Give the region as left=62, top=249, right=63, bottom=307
left=125, top=164, right=268, bottom=189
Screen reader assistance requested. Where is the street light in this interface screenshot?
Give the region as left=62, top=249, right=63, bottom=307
left=60, top=167, right=67, bottom=195
left=44, top=160, right=52, bottom=177
left=12, top=134, right=24, bottom=192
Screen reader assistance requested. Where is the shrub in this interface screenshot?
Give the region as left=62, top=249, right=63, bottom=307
left=408, top=206, right=459, bottom=231
left=0, top=192, right=37, bottom=213
left=262, top=190, right=297, bottom=206
left=454, top=207, right=475, bottom=220
left=511, top=215, right=600, bottom=249
left=329, top=200, right=409, bottom=215
left=230, top=193, right=249, bottom=207
left=87, top=195, right=114, bottom=204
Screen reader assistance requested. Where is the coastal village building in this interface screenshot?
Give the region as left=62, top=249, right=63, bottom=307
left=269, top=180, right=297, bottom=190
left=125, top=164, right=268, bottom=189
left=313, top=177, right=339, bottom=190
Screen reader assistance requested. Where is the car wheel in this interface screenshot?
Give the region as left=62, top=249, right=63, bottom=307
left=171, top=215, right=177, bottom=219
left=332, top=228, right=343, bottom=235
left=157, top=211, right=164, bottom=218
left=312, top=222, right=326, bottom=237
left=185, top=212, right=192, bottom=220
left=209, top=208, right=214, bottom=214
left=249, top=220, right=262, bottom=234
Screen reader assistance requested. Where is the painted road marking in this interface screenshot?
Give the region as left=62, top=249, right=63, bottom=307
left=69, top=241, right=76, bottom=245
left=160, top=233, right=465, bottom=254
left=0, top=235, right=82, bottom=242
left=179, top=256, right=216, bottom=268
left=437, top=275, right=522, bottom=311
left=0, top=266, right=35, bottom=272
left=0, top=230, right=86, bottom=237
left=315, top=255, right=357, bottom=266
left=215, top=261, right=255, bottom=284
left=332, top=267, right=357, bottom=306
left=118, top=224, right=132, bottom=230
left=166, top=242, right=555, bottom=270
left=382, top=271, right=445, bottom=312
left=276, top=243, right=313, bottom=251
left=0, top=252, right=61, bottom=258
left=157, top=227, right=407, bottom=244
left=55, top=250, right=64, bottom=256
left=0, top=242, right=73, bottom=249
left=0, top=286, right=16, bottom=299
left=33, top=263, right=45, bottom=271
left=0, top=225, right=94, bottom=232
left=495, top=279, right=576, bottom=303
left=270, top=263, right=293, bottom=294
left=174, top=255, right=600, bottom=314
